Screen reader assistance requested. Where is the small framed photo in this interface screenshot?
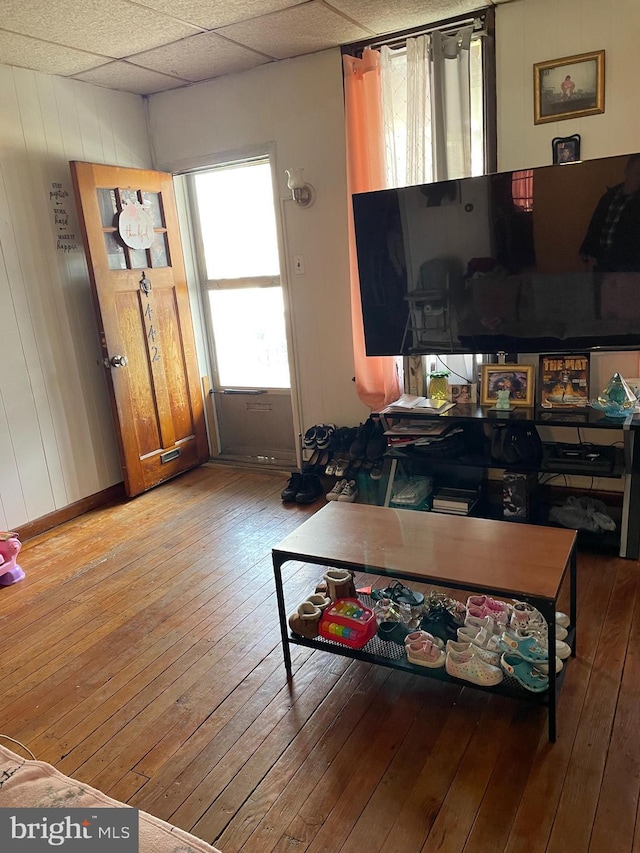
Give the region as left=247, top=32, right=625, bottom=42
left=534, top=50, right=605, bottom=125
left=447, top=383, right=477, bottom=404
left=552, top=134, right=581, bottom=164
left=539, top=353, right=590, bottom=408
left=481, top=365, right=535, bottom=408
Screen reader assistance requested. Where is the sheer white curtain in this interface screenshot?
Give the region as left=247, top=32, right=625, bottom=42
left=380, top=28, right=482, bottom=390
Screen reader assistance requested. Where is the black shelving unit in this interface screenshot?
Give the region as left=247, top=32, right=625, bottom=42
left=379, top=405, right=640, bottom=559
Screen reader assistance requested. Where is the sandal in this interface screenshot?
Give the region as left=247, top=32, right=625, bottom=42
left=500, top=653, right=549, bottom=692
left=385, top=581, right=424, bottom=608
left=500, top=632, right=548, bottom=663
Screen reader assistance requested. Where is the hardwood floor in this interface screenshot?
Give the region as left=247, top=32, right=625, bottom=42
left=1, top=464, right=639, bottom=852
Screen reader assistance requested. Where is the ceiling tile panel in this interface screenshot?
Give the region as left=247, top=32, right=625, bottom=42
left=132, top=0, right=307, bottom=30
left=326, top=0, right=488, bottom=34
left=0, top=0, right=202, bottom=59
left=129, top=32, right=271, bottom=81
left=214, top=0, right=373, bottom=59
left=0, top=31, right=108, bottom=75
left=72, top=61, right=189, bottom=95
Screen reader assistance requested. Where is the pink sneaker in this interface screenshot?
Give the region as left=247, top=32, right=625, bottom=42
left=466, top=595, right=510, bottom=626
left=404, top=630, right=444, bottom=650
left=406, top=639, right=446, bottom=668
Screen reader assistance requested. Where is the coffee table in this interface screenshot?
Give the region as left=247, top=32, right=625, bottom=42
left=272, top=502, right=577, bottom=741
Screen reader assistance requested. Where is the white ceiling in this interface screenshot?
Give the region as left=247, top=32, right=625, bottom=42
left=0, top=0, right=513, bottom=96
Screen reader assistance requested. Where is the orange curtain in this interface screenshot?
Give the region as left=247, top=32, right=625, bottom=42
left=343, top=50, right=401, bottom=411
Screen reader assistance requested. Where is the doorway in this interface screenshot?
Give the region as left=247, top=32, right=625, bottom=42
left=187, top=157, right=297, bottom=468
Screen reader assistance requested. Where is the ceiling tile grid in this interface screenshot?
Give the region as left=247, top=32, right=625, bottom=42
left=213, top=1, right=373, bottom=61
left=0, top=0, right=507, bottom=95
left=129, top=31, right=272, bottom=81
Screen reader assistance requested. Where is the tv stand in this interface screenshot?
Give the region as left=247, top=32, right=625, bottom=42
left=378, top=404, right=640, bottom=559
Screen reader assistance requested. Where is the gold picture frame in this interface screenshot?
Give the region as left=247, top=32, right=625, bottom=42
left=481, top=365, right=535, bottom=408
left=534, top=50, right=605, bottom=125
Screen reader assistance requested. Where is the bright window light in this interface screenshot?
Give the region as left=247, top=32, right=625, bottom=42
left=208, top=288, right=290, bottom=388
left=195, top=163, right=280, bottom=280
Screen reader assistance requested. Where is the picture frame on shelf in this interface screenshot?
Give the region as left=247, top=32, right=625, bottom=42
left=552, top=134, right=581, bottom=164
left=446, top=382, right=477, bottom=404
left=480, top=365, right=535, bottom=408
left=538, top=353, right=590, bottom=409
left=534, top=50, right=605, bottom=125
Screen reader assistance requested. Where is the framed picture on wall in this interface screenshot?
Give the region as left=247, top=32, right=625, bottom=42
left=481, top=365, right=535, bottom=407
left=534, top=50, right=605, bottom=124
left=538, top=353, right=590, bottom=408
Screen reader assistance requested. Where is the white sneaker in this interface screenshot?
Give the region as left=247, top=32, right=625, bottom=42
left=445, top=647, right=503, bottom=686
left=464, top=614, right=503, bottom=635
left=326, top=479, right=347, bottom=501
left=337, top=480, right=358, bottom=502
left=446, top=639, right=500, bottom=667
left=535, top=656, right=564, bottom=675
left=457, top=624, right=503, bottom=655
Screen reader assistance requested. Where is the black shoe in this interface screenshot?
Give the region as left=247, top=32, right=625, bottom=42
left=295, top=474, right=324, bottom=504
left=281, top=472, right=302, bottom=502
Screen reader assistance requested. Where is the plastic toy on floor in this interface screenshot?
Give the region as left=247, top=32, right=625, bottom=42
left=0, top=532, right=25, bottom=586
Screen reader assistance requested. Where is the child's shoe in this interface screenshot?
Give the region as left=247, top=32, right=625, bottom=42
left=445, top=646, right=503, bottom=686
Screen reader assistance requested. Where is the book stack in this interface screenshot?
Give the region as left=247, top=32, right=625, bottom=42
left=431, top=487, right=479, bottom=516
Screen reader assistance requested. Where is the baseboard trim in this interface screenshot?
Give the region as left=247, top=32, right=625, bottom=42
left=14, top=482, right=126, bottom=541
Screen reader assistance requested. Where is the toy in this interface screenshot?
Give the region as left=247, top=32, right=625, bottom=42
left=0, top=532, right=25, bottom=586
left=496, top=388, right=511, bottom=410
left=318, top=598, right=377, bottom=649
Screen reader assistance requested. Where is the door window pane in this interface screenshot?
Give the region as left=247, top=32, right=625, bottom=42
left=208, top=288, right=290, bottom=388
left=195, top=163, right=280, bottom=279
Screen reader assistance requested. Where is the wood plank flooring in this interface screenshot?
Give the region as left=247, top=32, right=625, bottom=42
left=1, top=464, right=639, bottom=852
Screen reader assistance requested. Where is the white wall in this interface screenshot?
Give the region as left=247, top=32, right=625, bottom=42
left=148, top=50, right=369, bottom=436
left=496, top=0, right=640, bottom=491
left=0, top=66, right=152, bottom=530
left=496, top=0, right=640, bottom=171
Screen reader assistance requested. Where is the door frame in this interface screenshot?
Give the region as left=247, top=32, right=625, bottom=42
left=172, top=143, right=303, bottom=467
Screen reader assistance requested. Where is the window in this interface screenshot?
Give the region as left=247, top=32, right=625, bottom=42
left=191, top=159, right=290, bottom=389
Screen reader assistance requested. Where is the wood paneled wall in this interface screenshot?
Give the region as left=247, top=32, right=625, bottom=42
left=0, top=65, right=152, bottom=531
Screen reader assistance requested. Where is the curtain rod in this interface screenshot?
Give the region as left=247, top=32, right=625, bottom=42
left=342, top=9, right=490, bottom=57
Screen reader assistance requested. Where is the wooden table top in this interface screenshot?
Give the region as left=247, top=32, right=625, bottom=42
left=273, top=503, right=577, bottom=602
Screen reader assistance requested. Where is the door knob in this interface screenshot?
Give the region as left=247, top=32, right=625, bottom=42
left=109, top=355, right=128, bottom=368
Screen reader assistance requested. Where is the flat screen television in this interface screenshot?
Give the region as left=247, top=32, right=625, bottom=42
left=352, top=152, right=640, bottom=356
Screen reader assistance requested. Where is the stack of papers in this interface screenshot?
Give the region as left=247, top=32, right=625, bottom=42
left=386, top=394, right=455, bottom=414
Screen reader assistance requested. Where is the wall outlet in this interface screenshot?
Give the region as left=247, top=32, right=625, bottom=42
left=294, top=255, right=304, bottom=275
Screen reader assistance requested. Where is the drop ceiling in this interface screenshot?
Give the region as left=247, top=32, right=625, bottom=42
left=0, top=0, right=513, bottom=96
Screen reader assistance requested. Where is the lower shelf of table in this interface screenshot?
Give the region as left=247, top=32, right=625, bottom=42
left=286, top=628, right=574, bottom=708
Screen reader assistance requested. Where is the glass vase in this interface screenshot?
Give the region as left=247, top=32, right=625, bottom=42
left=429, top=371, right=450, bottom=401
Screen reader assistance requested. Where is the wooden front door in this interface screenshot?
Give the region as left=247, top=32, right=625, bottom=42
left=70, top=161, right=209, bottom=496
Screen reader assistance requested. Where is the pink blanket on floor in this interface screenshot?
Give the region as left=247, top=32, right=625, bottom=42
left=0, top=744, right=221, bottom=853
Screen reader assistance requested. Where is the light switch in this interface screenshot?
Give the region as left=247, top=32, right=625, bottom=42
left=294, top=255, right=304, bottom=275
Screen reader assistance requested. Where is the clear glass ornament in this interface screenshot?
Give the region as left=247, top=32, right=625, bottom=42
left=592, top=372, right=637, bottom=417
